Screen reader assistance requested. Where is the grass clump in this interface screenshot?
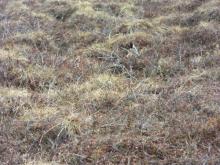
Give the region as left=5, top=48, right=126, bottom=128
left=1, top=0, right=220, bottom=164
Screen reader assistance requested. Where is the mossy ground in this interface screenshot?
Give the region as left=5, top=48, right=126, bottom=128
left=0, top=0, right=220, bottom=164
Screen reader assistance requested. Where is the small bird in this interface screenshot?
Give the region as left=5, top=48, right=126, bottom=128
left=130, top=44, right=140, bottom=57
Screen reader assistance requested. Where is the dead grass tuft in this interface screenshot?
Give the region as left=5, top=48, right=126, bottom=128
left=1, top=0, right=220, bottom=164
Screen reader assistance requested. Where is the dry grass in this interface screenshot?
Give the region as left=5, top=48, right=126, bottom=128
left=0, top=0, right=220, bottom=164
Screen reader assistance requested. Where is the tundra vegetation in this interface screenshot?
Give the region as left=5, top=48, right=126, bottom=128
left=0, top=0, right=220, bottom=164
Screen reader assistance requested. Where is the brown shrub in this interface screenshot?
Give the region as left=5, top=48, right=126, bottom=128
left=181, top=23, right=220, bottom=47
left=93, top=3, right=121, bottom=16
left=46, top=1, right=76, bottom=21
